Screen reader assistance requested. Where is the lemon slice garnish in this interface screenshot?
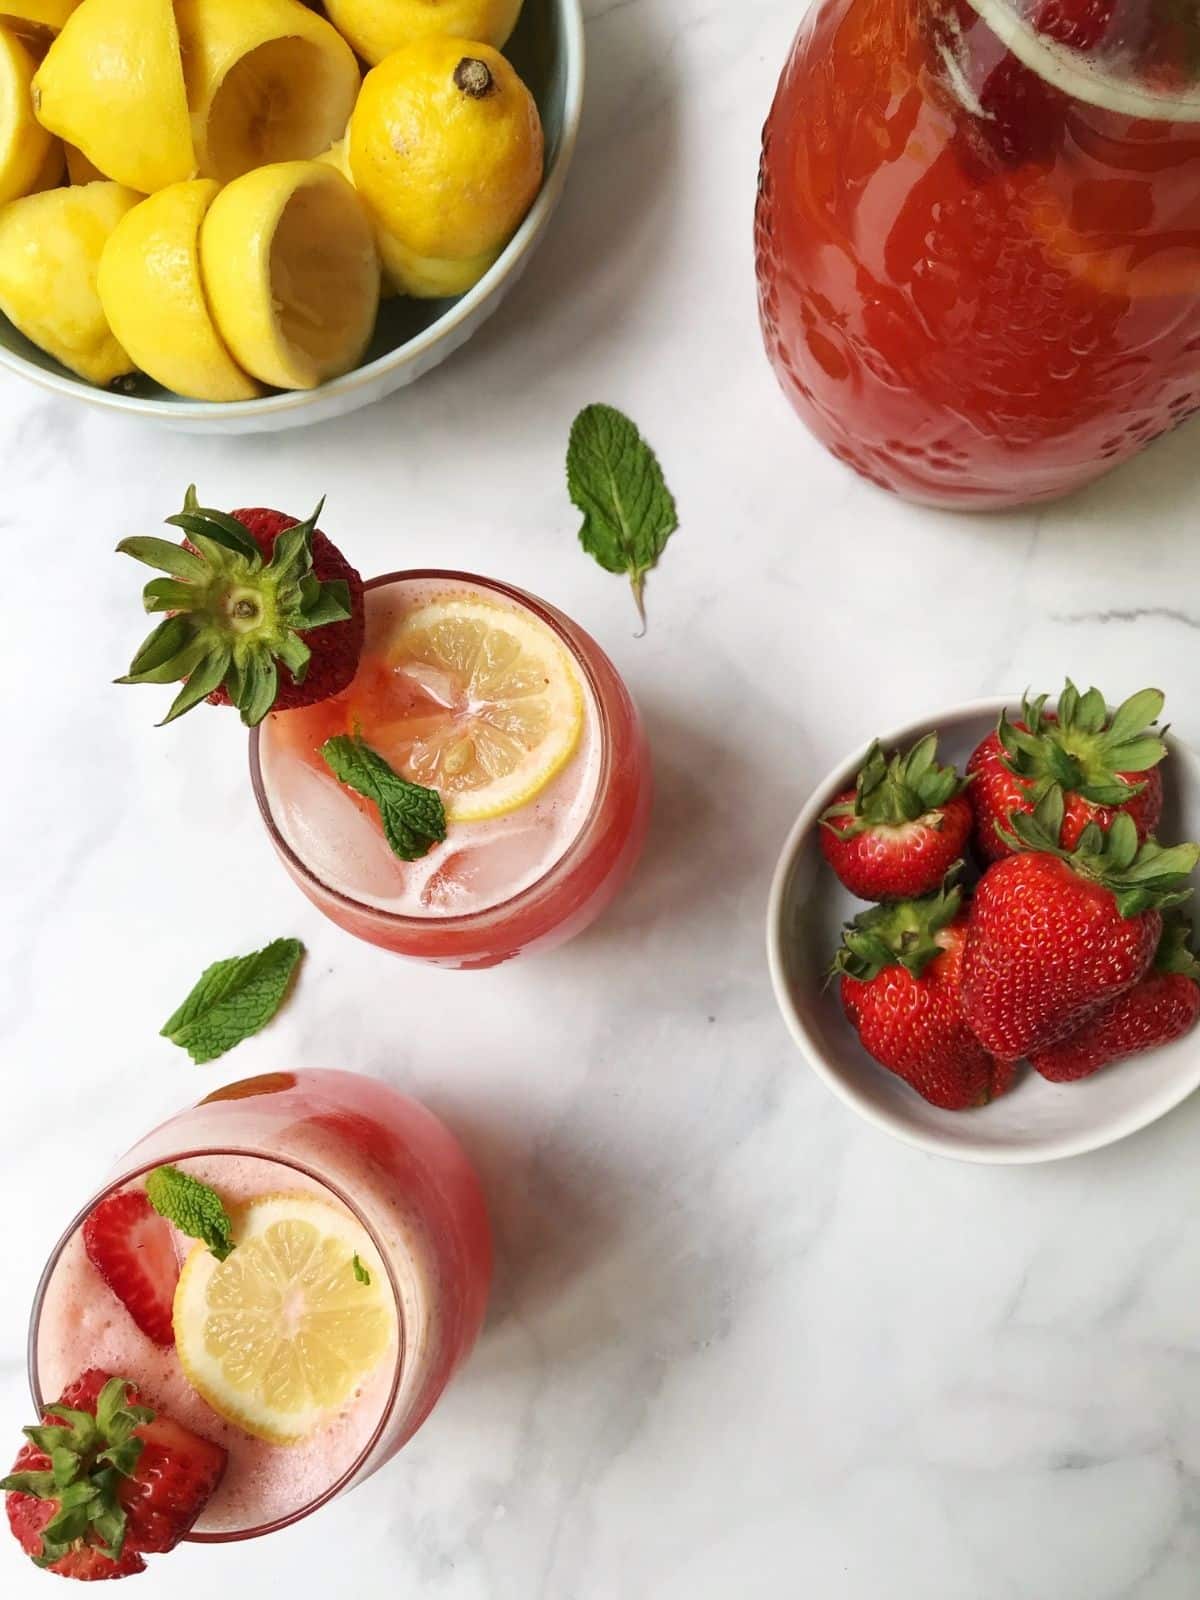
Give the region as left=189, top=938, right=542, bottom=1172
left=174, top=1193, right=395, bottom=1445
left=377, top=596, right=585, bottom=823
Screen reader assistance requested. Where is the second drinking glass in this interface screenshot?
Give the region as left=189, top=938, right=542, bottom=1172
left=251, top=568, right=652, bottom=968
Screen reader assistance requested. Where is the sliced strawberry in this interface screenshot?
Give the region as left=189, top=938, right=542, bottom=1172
left=1032, top=0, right=1117, bottom=51
left=3, top=1369, right=225, bottom=1579
left=973, top=55, right=1067, bottom=169
left=84, top=1190, right=179, bottom=1347
left=121, top=1414, right=227, bottom=1556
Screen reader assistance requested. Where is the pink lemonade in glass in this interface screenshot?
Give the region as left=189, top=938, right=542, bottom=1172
left=28, top=1070, right=491, bottom=1543
left=251, top=571, right=652, bottom=968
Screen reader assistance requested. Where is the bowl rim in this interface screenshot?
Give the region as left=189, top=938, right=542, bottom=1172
left=0, top=0, right=587, bottom=421
left=765, top=695, right=1200, bottom=1167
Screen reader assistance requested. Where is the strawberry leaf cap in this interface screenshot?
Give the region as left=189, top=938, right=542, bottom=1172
left=0, top=1378, right=154, bottom=1567
left=999, top=788, right=1200, bottom=918
left=115, top=486, right=352, bottom=727
left=821, top=734, right=967, bottom=836
left=830, top=876, right=964, bottom=983
left=1155, top=910, right=1200, bottom=980
left=997, top=680, right=1166, bottom=807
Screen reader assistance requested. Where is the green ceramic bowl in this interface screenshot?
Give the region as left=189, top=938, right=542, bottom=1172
left=0, top=0, right=584, bottom=432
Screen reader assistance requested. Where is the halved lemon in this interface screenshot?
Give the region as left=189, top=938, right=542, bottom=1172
left=0, top=23, right=55, bottom=206
left=175, top=0, right=360, bottom=185
left=199, top=159, right=380, bottom=390
left=97, top=179, right=262, bottom=401
left=174, top=1193, right=395, bottom=1445
left=371, top=596, right=585, bottom=823
left=0, top=179, right=140, bottom=383
left=32, top=0, right=194, bottom=194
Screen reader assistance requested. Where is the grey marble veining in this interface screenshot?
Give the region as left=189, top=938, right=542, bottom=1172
left=6, top=2, right=1200, bottom=1595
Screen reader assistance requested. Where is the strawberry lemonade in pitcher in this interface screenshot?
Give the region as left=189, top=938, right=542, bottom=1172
left=756, top=0, right=1200, bottom=508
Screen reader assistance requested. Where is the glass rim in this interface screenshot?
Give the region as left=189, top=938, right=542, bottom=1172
left=27, top=1146, right=407, bottom=1544
left=248, top=567, right=617, bottom=932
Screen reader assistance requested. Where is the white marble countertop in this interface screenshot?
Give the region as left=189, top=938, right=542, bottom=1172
left=6, top=2, right=1200, bottom=1595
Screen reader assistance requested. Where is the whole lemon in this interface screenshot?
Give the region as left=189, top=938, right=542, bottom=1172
left=323, top=0, right=524, bottom=66
left=348, top=36, right=543, bottom=299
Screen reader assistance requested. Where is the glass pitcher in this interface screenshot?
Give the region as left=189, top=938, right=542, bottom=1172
left=755, top=0, right=1200, bottom=508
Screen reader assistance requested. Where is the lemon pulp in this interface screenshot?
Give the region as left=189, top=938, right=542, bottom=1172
left=199, top=159, right=380, bottom=390
left=174, top=1193, right=395, bottom=1445
left=372, top=596, right=585, bottom=823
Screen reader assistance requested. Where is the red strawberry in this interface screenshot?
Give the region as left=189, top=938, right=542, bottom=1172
left=961, top=790, right=1200, bottom=1060
left=1032, top=912, right=1200, bottom=1081
left=4, top=1370, right=225, bottom=1579
left=835, top=881, right=1013, bottom=1111
left=958, top=0, right=1115, bottom=171
left=967, top=683, right=1166, bottom=863
left=974, top=55, right=1068, bottom=169
left=83, top=1190, right=179, bottom=1347
left=117, top=486, right=365, bottom=727
left=117, top=1412, right=226, bottom=1556
left=820, top=734, right=973, bottom=902
left=1032, top=0, right=1116, bottom=51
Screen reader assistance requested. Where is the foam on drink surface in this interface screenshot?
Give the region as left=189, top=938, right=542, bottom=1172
left=963, top=0, right=1200, bottom=120
left=35, top=1154, right=404, bottom=1536
left=259, top=576, right=604, bottom=918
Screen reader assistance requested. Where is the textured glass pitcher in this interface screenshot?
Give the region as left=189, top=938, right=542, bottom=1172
left=756, top=0, right=1200, bottom=508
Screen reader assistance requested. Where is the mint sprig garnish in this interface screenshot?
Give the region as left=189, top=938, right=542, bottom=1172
left=321, top=733, right=446, bottom=862
left=567, top=403, right=679, bottom=633
left=161, top=937, right=304, bottom=1064
left=0, top=1378, right=155, bottom=1568
left=146, top=1166, right=235, bottom=1261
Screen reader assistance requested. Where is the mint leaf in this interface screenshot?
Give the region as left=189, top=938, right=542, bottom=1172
left=352, top=1254, right=371, bottom=1286
left=566, top=403, right=679, bottom=632
left=320, top=734, right=446, bottom=862
left=161, top=937, right=304, bottom=1064
left=146, top=1166, right=235, bottom=1261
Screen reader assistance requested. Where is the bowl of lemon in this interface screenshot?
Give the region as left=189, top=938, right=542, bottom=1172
left=0, top=0, right=583, bottom=430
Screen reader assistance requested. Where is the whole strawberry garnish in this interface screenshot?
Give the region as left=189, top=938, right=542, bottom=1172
left=961, top=790, right=1200, bottom=1060
left=83, top=1189, right=179, bottom=1348
left=119, top=1411, right=226, bottom=1556
left=1032, top=911, right=1200, bottom=1082
left=820, top=734, right=972, bottom=902
left=3, top=1370, right=225, bottom=1578
left=116, top=487, right=364, bottom=726
left=834, top=880, right=1013, bottom=1110
left=967, top=682, right=1166, bottom=863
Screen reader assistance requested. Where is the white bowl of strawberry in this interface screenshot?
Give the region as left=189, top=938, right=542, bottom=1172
left=767, top=683, right=1200, bottom=1164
